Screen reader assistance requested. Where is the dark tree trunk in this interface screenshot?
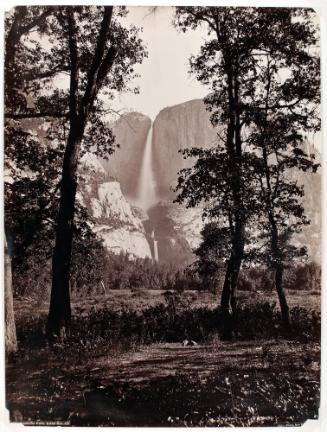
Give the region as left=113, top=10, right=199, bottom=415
left=220, top=223, right=244, bottom=340
left=221, top=256, right=234, bottom=339
left=5, top=233, right=18, bottom=354
left=269, top=214, right=291, bottom=330
left=46, top=123, right=84, bottom=338
left=275, top=263, right=290, bottom=329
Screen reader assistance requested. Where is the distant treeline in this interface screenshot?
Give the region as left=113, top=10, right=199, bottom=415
left=12, top=238, right=320, bottom=299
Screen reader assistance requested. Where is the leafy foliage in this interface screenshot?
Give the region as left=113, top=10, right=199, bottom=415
left=173, top=8, right=320, bottom=330
left=4, top=7, right=147, bottom=326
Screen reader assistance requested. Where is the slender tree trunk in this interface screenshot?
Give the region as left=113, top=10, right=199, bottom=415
left=275, top=263, right=290, bottom=329
left=220, top=223, right=244, bottom=340
left=269, top=215, right=291, bottom=330
left=4, top=234, right=18, bottom=354
left=46, top=121, right=84, bottom=338
left=221, top=256, right=234, bottom=338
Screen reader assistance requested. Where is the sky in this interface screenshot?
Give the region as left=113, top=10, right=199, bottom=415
left=111, top=7, right=210, bottom=120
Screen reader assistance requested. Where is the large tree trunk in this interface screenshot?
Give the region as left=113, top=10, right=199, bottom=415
left=46, top=122, right=84, bottom=338
left=4, top=234, right=18, bottom=354
left=46, top=7, right=115, bottom=338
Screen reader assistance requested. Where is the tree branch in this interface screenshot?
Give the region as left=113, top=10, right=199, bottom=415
left=81, top=6, right=114, bottom=117
left=23, top=65, right=70, bottom=82
left=95, top=45, right=117, bottom=88
left=19, top=7, right=53, bottom=35
left=67, top=8, right=79, bottom=120
left=5, top=111, right=68, bottom=119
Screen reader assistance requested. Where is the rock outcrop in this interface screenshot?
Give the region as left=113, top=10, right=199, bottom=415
left=78, top=153, right=151, bottom=259
left=101, top=112, right=151, bottom=201
left=146, top=201, right=204, bottom=267
left=152, top=99, right=218, bottom=199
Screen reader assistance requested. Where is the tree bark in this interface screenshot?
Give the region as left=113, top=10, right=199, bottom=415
left=275, top=263, right=290, bottom=329
left=4, top=234, right=18, bottom=354
left=220, top=223, right=244, bottom=340
left=46, top=122, right=84, bottom=338
left=269, top=214, right=291, bottom=330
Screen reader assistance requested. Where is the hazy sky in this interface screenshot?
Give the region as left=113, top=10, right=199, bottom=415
left=111, top=7, right=210, bottom=120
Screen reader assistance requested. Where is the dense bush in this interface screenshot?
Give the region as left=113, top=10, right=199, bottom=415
left=16, top=295, right=320, bottom=350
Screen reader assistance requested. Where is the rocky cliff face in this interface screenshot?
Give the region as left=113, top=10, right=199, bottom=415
left=101, top=112, right=151, bottom=201
left=146, top=201, right=204, bottom=267
left=151, top=100, right=320, bottom=263
left=152, top=99, right=217, bottom=199
left=78, top=100, right=320, bottom=265
left=78, top=153, right=151, bottom=259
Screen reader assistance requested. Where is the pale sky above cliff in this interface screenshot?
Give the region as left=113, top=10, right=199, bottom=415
left=112, top=6, right=210, bottom=120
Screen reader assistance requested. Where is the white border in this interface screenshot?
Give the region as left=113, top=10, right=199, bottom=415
left=0, top=1, right=326, bottom=432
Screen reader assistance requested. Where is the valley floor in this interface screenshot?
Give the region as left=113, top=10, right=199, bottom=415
left=6, top=289, right=321, bottom=427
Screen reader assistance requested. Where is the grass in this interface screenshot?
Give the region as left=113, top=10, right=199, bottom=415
left=14, top=287, right=320, bottom=319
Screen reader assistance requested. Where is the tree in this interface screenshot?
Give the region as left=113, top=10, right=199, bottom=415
left=193, top=222, right=226, bottom=292
left=47, top=7, right=147, bottom=337
left=4, top=6, right=54, bottom=352
left=174, top=7, right=268, bottom=338
left=174, top=7, right=320, bottom=336
left=5, top=6, right=147, bottom=337
left=246, top=8, right=320, bottom=327
left=4, top=236, right=17, bottom=354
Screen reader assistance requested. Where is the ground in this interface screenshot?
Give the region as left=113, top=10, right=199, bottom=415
left=6, top=289, right=321, bottom=426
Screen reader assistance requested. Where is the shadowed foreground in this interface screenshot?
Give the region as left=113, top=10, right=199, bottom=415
left=6, top=338, right=320, bottom=426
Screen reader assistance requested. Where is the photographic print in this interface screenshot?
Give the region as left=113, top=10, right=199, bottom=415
left=4, top=4, right=321, bottom=427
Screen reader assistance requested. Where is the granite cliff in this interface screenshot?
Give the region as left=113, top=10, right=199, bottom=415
left=78, top=153, right=151, bottom=259
left=79, top=100, right=320, bottom=264
left=101, top=111, right=151, bottom=201
left=152, top=99, right=217, bottom=199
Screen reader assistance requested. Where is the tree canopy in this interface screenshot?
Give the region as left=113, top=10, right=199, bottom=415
left=174, top=6, right=320, bottom=335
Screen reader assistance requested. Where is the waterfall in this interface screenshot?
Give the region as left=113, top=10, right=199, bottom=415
left=151, top=230, right=159, bottom=262
left=153, top=240, right=159, bottom=262
left=136, top=123, right=157, bottom=211
left=137, top=124, right=159, bottom=262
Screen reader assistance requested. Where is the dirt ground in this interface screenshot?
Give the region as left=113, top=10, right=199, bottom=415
left=6, top=337, right=320, bottom=426
left=6, top=289, right=321, bottom=426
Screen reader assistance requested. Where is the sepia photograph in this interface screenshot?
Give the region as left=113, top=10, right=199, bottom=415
left=3, top=2, right=323, bottom=427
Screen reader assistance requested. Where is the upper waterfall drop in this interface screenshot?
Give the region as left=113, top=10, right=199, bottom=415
left=136, top=123, right=157, bottom=211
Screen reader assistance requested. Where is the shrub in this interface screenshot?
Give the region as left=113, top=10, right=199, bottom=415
left=15, top=298, right=320, bottom=351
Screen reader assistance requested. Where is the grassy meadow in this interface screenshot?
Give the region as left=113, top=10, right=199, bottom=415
left=6, top=285, right=321, bottom=426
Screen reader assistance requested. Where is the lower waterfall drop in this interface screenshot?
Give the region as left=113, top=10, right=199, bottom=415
left=151, top=230, right=159, bottom=262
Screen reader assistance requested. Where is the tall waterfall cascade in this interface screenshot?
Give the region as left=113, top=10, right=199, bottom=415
left=136, top=122, right=159, bottom=262
left=136, top=123, right=157, bottom=211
